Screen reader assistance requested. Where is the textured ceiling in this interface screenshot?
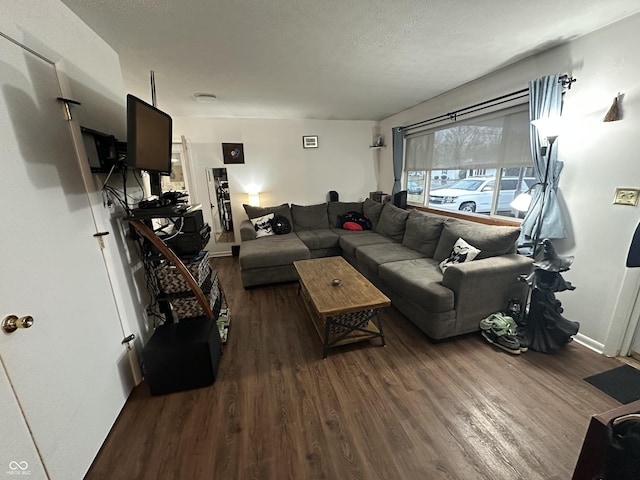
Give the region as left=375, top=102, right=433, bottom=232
left=60, top=0, right=640, bottom=121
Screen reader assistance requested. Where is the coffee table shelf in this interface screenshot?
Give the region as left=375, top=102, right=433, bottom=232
left=294, top=257, right=390, bottom=358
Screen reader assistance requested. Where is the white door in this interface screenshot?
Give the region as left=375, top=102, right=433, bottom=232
left=0, top=34, right=131, bottom=479
left=0, top=363, right=48, bottom=478
left=631, top=323, right=640, bottom=361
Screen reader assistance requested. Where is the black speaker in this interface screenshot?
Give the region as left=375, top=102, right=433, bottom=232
left=161, top=224, right=211, bottom=257
left=393, top=190, right=408, bottom=210
left=180, top=209, right=205, bottom=233
left=142, top=317, right=221, bottom=395
left=328, top=190, right=339, bottom=202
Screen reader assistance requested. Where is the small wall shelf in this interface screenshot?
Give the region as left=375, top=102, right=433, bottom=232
left=370, top=134, right=385, bottom=149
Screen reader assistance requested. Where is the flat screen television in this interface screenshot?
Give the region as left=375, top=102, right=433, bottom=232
left=126, top=94, right=172, bottom=176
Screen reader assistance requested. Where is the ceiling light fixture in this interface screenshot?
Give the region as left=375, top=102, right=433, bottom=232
left=193, top=93, right=218, bottom=103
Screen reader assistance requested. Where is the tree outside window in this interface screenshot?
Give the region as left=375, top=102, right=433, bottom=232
left=404, top=106, right=532, bottom=219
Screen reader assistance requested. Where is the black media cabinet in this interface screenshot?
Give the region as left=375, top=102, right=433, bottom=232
left=142, top=316, right=221, bottom=395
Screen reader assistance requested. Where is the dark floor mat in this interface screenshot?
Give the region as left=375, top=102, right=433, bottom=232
left=584, top=364, right=640, bottom=404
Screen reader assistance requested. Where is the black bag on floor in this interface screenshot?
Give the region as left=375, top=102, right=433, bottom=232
left=600, top=413, right=640, bottom=480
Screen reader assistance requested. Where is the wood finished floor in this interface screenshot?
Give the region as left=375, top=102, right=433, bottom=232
left=86, top=256, right=624, bottom=480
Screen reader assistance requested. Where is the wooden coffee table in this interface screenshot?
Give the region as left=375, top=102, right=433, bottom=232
left=293, top=256, right=391, bottom=358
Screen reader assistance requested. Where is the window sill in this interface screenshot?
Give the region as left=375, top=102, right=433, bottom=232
left=408, top=205, right=522, bottom=227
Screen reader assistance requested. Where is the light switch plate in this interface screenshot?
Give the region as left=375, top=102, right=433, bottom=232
left=614, top=188, right=640, bottom=206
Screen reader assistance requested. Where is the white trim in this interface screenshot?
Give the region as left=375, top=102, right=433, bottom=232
left=0, top=31, right=54, bottom=65
left=58, top=70, right=143, bottom=386
left=573, top=333, right=605, bottom=355
left=180, top=135, right=196, bottom=197
left=603, top=268, right=640, bottom=357
left=619, top=275, right=640, bottom=356
left=209, top=251, right=233, bottom=258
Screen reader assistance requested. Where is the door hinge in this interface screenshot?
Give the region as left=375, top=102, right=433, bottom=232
left=121, top=334, right=136, bottom=351
left=93, top=231, right=110, bottom=250
left=56, top=97, right=81, bottom=121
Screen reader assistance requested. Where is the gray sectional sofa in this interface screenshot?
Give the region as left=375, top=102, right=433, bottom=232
left=239, top=199, right=533, bottom=340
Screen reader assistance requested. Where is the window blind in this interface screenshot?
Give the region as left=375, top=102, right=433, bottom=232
left=405, top=105, right=530, bottom=172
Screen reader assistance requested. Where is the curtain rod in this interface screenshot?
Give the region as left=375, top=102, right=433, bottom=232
left=401, top=75, right=576, bottom=132
left=401, top=88, right=528, bottom=132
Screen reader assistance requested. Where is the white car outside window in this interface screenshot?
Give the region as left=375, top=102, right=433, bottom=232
left=428, top=177, right=534, bottom=213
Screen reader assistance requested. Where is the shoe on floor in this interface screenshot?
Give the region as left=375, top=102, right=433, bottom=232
left=479, top=312, right=522, bottom=355
left=516, top=328, right=529, bottom=353
left=481, top=329, right=521, bottom=355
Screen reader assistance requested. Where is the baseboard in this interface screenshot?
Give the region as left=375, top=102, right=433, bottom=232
left=573, top=333, right=604, bottom=354
left=208, top=250, right=234, bottom=258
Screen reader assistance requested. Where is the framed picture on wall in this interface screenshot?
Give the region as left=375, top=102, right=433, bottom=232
left=222, top=143, right=245, bottom=164
left=302, top=136, right=318, bottom=149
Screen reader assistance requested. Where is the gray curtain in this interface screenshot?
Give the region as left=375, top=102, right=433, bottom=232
left=392, top=126, right=403, bottom=195
left=519, top=74, right=566, bottom=247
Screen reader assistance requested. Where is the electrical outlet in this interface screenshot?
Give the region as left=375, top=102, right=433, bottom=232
left=614, top=188, right=640, bottom=206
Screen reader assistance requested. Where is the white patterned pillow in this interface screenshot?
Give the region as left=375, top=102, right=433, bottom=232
left=439, top=237, right=481, bottom=273
left=251, top=213, right=275, bottom=238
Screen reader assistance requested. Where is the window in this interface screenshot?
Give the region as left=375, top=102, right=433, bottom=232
left=404, top=105, right=533, bottom=219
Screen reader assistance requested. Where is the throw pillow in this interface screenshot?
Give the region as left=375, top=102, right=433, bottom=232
left=343, top=222, right=363, bottom=231
left=270, top=214, right=292, bottom=235
left=439, top=237, right=481, bottom=273
left=251, top=213, right=275, bottom=238
left=339, top=211, right=372, bottom=230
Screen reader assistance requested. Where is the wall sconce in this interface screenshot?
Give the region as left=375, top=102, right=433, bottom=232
left=247, top=192, right=261, bottom=207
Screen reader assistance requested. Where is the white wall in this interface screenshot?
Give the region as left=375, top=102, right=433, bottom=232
left=173, top=117, right=379, bottom=255
left=1, top=0, right=149, bottom=352
left=379, top=12, right=640, bottom=353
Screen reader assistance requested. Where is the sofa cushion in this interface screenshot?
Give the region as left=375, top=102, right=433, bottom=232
left=363, top=198, right=384, bottom=230
left=402, top=210, right=446, bottom=257
left=239, top=233, right=310, bottom=270
left=379, top=259, right=454, bottom=313
left=433, top=219, right=520, bottom=261
left=291, top=203, right=329, bottom=231
left=328, top=201, right=363, bottom=228
left=376, top=203, right=410, bottom=241
left=355, top=243, right=427, bottom=275
left=339, top=231, right=393, bottom=257
left=243, top=203, right=293, bottom=227
left=296, top=229, right=340, bottom=250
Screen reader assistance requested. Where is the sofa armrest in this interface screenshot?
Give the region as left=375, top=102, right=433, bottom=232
left=240, top=219, right=257, bottom=241
left=442, top=254, right=534, bottom=332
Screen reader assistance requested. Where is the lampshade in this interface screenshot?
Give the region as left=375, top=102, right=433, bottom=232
left=248, top=192, right=260, bottom=207
left=510, top=192, right=533, bottom=212
left=531, top=116, right=562, bottom=141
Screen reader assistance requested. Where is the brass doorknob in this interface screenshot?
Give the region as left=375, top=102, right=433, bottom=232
left=2, top=315, right=34, bottom=333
